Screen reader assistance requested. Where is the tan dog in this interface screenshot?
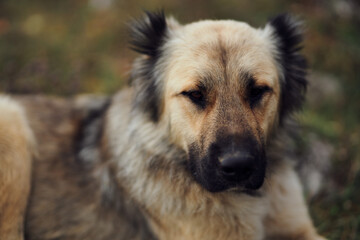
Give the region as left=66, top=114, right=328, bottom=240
left=0, top=12, right=325, bottom=240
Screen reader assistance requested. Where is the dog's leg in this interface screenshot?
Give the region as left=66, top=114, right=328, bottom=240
left=0, top=97, right=34, bottom=240
left=264, top=162, right=326, bottom=240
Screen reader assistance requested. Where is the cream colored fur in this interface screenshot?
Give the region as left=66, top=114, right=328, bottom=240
left=0, top=96, right=35, bottom=240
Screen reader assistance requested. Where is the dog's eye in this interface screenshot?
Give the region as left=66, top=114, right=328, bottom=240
left=181, top=90, right=206, bottom=108
left=190, top=91, right=203, bottom=100
left=248, top=86, right=271, bottom=108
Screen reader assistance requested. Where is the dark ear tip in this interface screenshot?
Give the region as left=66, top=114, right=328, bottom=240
left=269, top=13, right=308, bottom=122
left=128, top=10, right=168, bottom=122
left=269, top=13, right=305, bottom=50
left=128, top=10, right=167, bottom=57
left=269, top=13, right=304, bottom=33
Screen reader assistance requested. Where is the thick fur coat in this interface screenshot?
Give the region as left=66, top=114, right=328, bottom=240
left=0, top=12, right=325, bottom=240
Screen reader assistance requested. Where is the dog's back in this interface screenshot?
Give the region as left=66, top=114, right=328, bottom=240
left=0, top=94, right=155, bottom=240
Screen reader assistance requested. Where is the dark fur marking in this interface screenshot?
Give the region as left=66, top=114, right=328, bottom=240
left=269, top=13, right=307, bottom=123
left=129, top=11, right=168, bottom=122
left=129, top=10, right=167, bottom=57
left=74, top=97, right=111, bottom=165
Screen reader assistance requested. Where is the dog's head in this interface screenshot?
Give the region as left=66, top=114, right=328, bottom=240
left=129, top=12, right=307, bottom=192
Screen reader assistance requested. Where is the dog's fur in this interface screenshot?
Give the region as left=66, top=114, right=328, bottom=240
left=0, top=12, right=325, bottom=240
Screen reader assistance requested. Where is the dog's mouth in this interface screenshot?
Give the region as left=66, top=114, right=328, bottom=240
left=225, top=186, right=263, bottom=197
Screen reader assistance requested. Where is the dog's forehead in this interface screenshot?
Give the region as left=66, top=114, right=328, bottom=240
left=166, top=20, right=279, bottom=91
left=183, top=20, right=254, bottom=41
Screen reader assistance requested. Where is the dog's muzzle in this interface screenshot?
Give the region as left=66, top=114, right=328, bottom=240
left=188, top=134, right=266, bottom=193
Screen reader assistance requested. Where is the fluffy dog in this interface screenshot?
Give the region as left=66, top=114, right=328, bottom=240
left=0, top=12, right=325, bottom=240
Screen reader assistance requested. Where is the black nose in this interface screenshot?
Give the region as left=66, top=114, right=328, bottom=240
left=220, top=153, right=255, bottom=181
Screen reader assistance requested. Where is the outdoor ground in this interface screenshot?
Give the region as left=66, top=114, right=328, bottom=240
left=0, top=1, right=359, bottom=239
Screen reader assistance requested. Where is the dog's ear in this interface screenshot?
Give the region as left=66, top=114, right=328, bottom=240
left=128, top=11, right=168, bottom=122
left=267, top=14, right=308, bottom=123
left=129, top=10, right=168, bottom=57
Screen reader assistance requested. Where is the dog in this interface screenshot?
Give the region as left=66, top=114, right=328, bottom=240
left=0, top=11, right=326, bottom=240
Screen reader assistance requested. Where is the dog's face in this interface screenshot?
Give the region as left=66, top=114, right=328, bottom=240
left=130, top=12, right=307, bottom=192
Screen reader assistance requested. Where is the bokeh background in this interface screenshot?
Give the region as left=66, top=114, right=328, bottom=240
left=0, top=0, right=359, bottom=239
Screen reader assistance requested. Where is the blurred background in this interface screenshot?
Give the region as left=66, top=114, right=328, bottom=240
left=0, top=0, right=359, bottom=239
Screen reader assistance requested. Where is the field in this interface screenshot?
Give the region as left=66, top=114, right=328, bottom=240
left=1, top=1, right=359, bottom=239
